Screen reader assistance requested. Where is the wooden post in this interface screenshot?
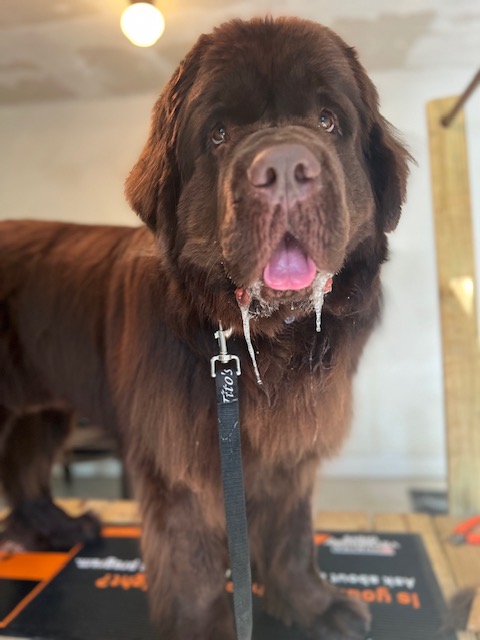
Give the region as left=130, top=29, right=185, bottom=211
left=427, top=96, right=480, bottom=516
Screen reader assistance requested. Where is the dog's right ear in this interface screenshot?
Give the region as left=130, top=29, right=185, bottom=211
left=125, top=35, right=210, bottom=234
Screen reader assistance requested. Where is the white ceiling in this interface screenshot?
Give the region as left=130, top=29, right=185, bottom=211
left=0, top=0, right=192, bottom=104
left=0, top=0, right=478, bottom=105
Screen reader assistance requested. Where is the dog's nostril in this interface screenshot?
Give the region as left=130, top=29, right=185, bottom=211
left=294, top=162, right=309, bottom=183
left=295, top=160, right=320, bottom=182
left=250, top=166, right=276, bottom=188
left=264, top=167, right=276, bottom=187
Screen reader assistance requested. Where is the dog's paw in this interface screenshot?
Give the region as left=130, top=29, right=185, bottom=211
left=0, top=539, right=27, bottom=555
left=307, top=594, right=371, bottom=640
left=47, top=509, right=101, bottom=550
left=1, top=499, right=101, bottom=551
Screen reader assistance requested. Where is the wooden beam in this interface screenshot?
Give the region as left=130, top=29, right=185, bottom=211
left=427, top=96, right=480, bottom=515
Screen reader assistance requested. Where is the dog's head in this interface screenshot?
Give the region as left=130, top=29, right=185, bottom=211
left=125, top=17, right=410, bottom=330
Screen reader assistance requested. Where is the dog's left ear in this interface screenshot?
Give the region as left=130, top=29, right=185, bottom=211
left=345, top=46, right=412, bottom=233
left=365, top=116, right=411, bottom=233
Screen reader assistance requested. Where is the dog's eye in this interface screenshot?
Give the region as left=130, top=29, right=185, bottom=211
left=319, top=109, right=336, bottom=133
left=212, top=124, right=228, bottom=146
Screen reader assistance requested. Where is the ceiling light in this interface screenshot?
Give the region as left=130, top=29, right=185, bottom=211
left=120, top=1, right=165, bottom=48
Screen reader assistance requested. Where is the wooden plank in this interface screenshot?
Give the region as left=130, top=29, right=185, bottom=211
left=434, top=516, right=480, bottom=592
left=314, top=511, right=370, bottom=530
left=101, top=499, right=140, bottom=524
left=427, top=97, right=480, bottom=516
left=372, top=513, right=409, bottom=532
left=55, top=498, right=109, bottom=518
left=54, top=498, right=140, bottom=524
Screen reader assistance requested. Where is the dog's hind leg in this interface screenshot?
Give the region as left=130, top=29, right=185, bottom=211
left=0, top=407, right=100, bottom=551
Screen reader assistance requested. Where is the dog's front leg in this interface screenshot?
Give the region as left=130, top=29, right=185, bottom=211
left=136, top=474, right=235, bottom=640
left=0, top=408, right=100, bottom=551
left=250, top=476, right=370, bottom=640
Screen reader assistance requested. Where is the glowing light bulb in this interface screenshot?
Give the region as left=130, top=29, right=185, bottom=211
left=121, top=2, right=165, bottom=48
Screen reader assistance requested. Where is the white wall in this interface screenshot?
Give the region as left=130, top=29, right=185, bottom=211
left=0, top=96, right=149, bottom=226
left=1, top=0, right=479, bottom=479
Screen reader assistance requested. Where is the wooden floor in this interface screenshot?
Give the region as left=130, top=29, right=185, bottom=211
left=2, top=499, right=480, bottom=639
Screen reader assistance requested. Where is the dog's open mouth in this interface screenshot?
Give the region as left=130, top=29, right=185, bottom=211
left=233, top=233, right=334, bottom=327
left=263, top=234, right=317, bottom=292
left=260, top=234, right=333, bottom=302
left=232, top=235, right=334, bottom=385
left=234, top=234, right=333, bottom=309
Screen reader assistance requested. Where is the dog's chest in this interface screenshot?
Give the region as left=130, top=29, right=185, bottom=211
left=239, top=345, right=353, bottom=463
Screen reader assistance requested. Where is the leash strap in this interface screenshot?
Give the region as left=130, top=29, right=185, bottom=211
left=211, top=326, right=253, bottom=640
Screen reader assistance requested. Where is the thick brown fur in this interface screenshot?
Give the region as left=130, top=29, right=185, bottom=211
left=0, top=17, right=410, bottom=640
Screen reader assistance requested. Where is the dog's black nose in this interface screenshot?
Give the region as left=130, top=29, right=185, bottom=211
left=247, top=143, right=321, bottom=204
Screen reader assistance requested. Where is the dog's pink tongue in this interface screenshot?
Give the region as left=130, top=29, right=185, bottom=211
left=263, top=238, right=317, bottom=291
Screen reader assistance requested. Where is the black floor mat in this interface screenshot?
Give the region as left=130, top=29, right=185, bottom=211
left=0, top=528, right=454, bottom=640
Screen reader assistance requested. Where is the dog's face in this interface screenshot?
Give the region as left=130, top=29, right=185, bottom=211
left=126, top=17, right=409, bottom=327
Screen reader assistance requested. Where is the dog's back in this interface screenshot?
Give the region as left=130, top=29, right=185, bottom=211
left=0, top=220, right=140, bottom=415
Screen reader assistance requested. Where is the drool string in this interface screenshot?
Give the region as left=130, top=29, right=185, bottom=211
left=311, top=273, right=333, bottom=333
left=236, top=288, right=263, bottom=386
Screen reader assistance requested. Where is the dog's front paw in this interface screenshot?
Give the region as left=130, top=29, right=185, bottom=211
left=1, top=499, right=101, bottom=551
left=308, top=593, right=371, bottom=640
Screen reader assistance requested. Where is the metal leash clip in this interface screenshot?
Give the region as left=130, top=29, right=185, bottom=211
left=210, top=323, right=241, bottom=378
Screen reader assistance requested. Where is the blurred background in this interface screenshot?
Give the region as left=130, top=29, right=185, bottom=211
left=0, top=0, right=479, bottom=512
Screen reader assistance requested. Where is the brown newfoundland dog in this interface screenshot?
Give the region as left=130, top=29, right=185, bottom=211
left=0, top=16, right=409, bottom=640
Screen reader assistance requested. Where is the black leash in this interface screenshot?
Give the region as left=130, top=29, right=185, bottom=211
left=211, top=324, right=253, bottom=640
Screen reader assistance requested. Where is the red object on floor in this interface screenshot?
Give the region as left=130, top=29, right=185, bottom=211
left=451, top=515, right=480, bottom=545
